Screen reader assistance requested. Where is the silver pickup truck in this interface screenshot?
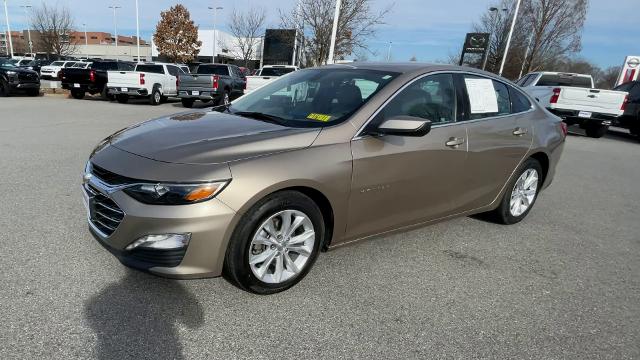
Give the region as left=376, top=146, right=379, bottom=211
left=177, top=64, right=246, bottom=108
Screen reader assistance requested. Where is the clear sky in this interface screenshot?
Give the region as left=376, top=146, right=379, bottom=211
left=3, top=0, right=637, bottom=69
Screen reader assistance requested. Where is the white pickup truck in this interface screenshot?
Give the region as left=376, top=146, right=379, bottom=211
left=245, top=65, right=298, bottom=93
left=106, top=62, right=185, bottom=105
left=518, top=72, right=629, bottom=138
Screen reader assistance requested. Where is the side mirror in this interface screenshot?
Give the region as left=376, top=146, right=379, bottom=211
left=374, top=116, right=432, bottom=137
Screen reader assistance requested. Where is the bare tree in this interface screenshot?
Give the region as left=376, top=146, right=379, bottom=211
left=225, top=8, right=266, bottom=68
left=30, top=2, right=76, bottom=56
left=280, top=0, right=392, bottom=66
left=595, top=66, right=622, bottom=89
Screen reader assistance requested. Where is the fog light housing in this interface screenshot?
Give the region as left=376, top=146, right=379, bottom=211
left=125, top=233, right=191, bottom=251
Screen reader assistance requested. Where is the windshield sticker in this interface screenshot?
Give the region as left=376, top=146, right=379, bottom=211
left=307, top=113, right=332, bottom=122
left=464, top=78, right=498, bottom=113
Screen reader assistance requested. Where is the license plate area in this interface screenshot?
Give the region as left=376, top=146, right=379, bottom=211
left=74, top=83, right=80, bottom=88
left=192, top=90, right=200, bottom=96
left=121, top=87, right=128, bottom=92
left=578, top=111, right=592, bottom=118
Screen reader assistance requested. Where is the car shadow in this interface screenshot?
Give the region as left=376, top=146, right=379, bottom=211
left=84, top=269, right=204, bottom=360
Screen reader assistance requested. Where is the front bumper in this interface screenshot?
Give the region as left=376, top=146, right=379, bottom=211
left=83, top=171, right=236, bottom=279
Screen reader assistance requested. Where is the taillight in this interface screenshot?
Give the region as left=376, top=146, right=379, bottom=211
left=89, top=70, right=96, bottom=83
left=560, top=122, right=568, bottom=137
left=550, top=88, right=561, bottom=104
left=621, top=94, right=629, bottom=111
left=212, top=75, right=219, bottom=91
left=139, top=73, right=145, bottom=85
left=176, top=76, right=179, bottom=88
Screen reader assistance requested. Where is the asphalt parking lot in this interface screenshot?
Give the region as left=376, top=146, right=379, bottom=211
left=1, top=95, right=639, bottom=359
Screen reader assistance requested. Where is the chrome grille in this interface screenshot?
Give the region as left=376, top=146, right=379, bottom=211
left=85, top=184, right=124, bottom=237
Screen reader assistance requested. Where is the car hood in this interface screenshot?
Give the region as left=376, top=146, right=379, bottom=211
left=108, top=111, right=321, bottom=164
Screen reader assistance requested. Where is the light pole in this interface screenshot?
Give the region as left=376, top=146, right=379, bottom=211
left=3, top=0, right=13, bottom=58
left=135, top=0, right=140, bottom=62
left=327, top=0, right=341, bottom=64
left=483, top=6, right=507, bottom=70
left=518, top=32, right=534, bottom=79
left=498, top=0, right=522, bottom=76
left=208, top=5, right=223, bottom=63
left=108, top=5, right=121, bottom=59
left=386, top=41, right=392, bottom=62
left=82, top=23, right=87, bottom=46
left=20, top=5, right=32, bottom=54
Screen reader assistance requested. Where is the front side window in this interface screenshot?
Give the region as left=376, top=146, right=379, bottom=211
left=374, top=73, right=457, bottom=126
left=64, top=62, right=76, bottom=68
left=230, top=68, right=399, bottom=128
left=167, top=65, right=182, bottom=76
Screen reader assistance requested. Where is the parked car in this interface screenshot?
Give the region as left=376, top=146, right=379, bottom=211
left=13, top=58, right=34, bottom=67
left=245, top=65, right=298, bottom=93
left=106, top=62, right=185, bottom=105
left=612, top=80, right=640, bottom=139
left=177, top=63, right=246, bottom=107
left=19, top=59, right=52, bottom=73
left=0, top=57, right=40, bottom=96
left=517, top=72, right=628, bottom=138
left=39, top=60, right=77, bottom=80
left=60, top=61, right=134, bottom=100
left=82, top=63, right=565, bottom=294
left=70, top=62, right=92, bottom=69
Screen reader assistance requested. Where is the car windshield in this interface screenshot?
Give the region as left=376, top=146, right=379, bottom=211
left=229, top=68, right=400, bottom=128
left=260, top=67, right=296, bottom=77
left=0, top=58, right=17, bottom=68
left=72, top=62, right=89, bottom=68
left=51, top=61, right=65, bottom=66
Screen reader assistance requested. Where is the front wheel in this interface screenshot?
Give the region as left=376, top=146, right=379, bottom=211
left=488, top=158, right=542, bottom=225
left=585, top=124, right=608, bottom=138
left=224, top=191, right=324, bottom=294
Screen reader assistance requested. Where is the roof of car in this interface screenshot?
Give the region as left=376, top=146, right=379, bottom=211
left=322, top=62, right=504, bottom=77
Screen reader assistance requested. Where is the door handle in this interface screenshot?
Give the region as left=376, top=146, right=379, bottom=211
left=513, top=127, right=528, bottom=136
left=445, top=137, right=465, bottom=148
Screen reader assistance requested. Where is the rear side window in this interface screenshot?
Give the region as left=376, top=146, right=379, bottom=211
left=536, top=74, right=592, bottom=88
left=197, top=65, right=229, bottom=75
left=64, top=62, right=76, bottom=67
left=510, top=88, right=532, bottom=113
left=135, top=64, right=164, bottom=74
left=464, top=75, right=510, bottom=119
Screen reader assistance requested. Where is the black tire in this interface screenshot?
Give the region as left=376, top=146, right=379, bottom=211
left=224, top=191, right=325, bottom=294
left=215, top=90, right=230, bottom=107
left=70, top=89, right=85, bottom=99
left=116, top=94, right=129, bottom=104
left=0, top=79, right=9, bottom=97
left=200, top=99, right=211, bottom=104
left=26, top=88, right=40, bottom=97
left=585, top=124, right=608, bottom=138
left=488, top=158, right=543, bottom=225
left=101, top=87, right=114, bottom=101
left=149, top=86, right=162, bottom=106
left=181, top=98, right=195, bottom=108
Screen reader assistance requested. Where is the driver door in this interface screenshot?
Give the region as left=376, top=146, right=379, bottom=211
left=346, top=73, right=469, bottom=239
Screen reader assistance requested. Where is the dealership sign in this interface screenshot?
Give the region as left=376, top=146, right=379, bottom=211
left=616, top=56, right=640, bottom=86
left=459, top=33, right=490, bottom=67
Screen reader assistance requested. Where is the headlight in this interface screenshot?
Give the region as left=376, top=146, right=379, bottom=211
left=123, top=181, right=228, bottom=205
left=6, top=70, right=16, bottom=75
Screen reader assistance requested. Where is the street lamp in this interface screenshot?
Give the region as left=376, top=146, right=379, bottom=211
left=498, top=0, right=522, bottom=76
left=82, top=23, right=88, bottom=47
left=135, top=0, right=140, bottom=62
left=3, top=0, right=13, bottom=58
left=20, top=5, right=32, bottom=55
left=483, top=6, right=507, bottom=70
left=208, top=5, right=223, bottom=63
left=327, top=0, right=341, bottom=64
left=386, top=41, right=392, bottom=62
left=108, top=4, right=121, bottom=57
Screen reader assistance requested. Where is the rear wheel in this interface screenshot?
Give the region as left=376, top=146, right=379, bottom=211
left=149, top=87, right=162, bottom=106
left=116, top=94, right=129, bottom=104
left=215, top=90, right=230, bottom=107
left=224, top=191, right=324, bottom=294
left=101, top=87, right=114, bottom=101
left=585, top=124, right=608, bottom=138
left=70, top=89, right=85, bottom=99
left=488, top=158, right=542, bottom=225
left=181, top=98, right=195, bottom=108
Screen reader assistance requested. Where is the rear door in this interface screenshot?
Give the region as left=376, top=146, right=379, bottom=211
left=347, top=73, right=468, bottom=239
left=460, top=74, right=534, bottom=210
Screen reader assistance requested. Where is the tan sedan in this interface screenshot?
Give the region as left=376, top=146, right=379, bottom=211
left=83, top=63, right=566, bottom=294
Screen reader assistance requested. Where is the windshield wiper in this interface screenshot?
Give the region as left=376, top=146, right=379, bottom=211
left=233, top=111, right=287, bottom=125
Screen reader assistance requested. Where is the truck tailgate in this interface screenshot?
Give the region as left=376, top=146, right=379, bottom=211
left=179, top=74, right=214, bottom=90
left=61, top=68, right=90, bottom=84
left=107, top=71, right=143, bottom=87
left=555, top=87, right=627, bottom=115
left=245, top=76, right=276, bottom=92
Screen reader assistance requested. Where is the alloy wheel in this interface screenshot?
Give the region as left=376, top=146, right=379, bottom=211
left=248, top=210, right=315, bottom=284
left=509, top=168, right=539, bottom=217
